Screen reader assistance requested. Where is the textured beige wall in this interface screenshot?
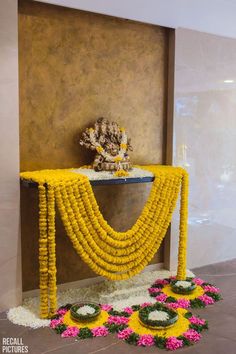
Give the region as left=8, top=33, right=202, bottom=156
left=19, top=0, right=168, bottom=170
left=19, top=0, right=169, bottom=290
left=0, top=0, right=21, bottom=310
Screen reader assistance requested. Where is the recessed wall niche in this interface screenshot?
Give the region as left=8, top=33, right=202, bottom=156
left=19, top=0, right=170, bottom=291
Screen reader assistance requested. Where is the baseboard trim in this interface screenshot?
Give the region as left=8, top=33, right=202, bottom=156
left=23, top=262, right=164, bottom=299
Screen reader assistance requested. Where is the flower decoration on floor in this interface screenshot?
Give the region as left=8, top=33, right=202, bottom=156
left=50, top=303, right=208, bottom=350
left=50, top=303, right=134, bottom=339
left=148, top=277, right=222, bottom=309
left=50, top=304, right=109, bottom=339
left=110, top=303, right=208, bottom=350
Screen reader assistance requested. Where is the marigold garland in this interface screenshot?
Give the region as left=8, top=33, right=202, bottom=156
left=38, top=184, right=49, bottom=318
left=47, top=185, right=57, bottom=316
left=177, top=172, right=188, bottom=280
left=20, top=165, right=189, bottom=318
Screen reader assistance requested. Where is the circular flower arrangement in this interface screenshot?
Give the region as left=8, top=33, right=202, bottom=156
left=148, top=277, right=222, bottom=309
left=70, top=303, right=101, bottom=322
left=50, top=304, right=110, bottom=339
left=138, top=303, right=178, bottom=329
left=50, top=303, right=208, bottom=350
left=108, top=304, right=208, bottom=350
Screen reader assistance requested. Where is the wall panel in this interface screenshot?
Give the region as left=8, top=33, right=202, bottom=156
left=19, top=0, right=169, bottom=290
left=0, top=0, right=21, bottom=310
left=170, top=28, right=236, bottom=270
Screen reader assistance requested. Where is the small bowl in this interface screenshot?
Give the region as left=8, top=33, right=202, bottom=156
left=138, top=316, right=178, bottom=330
left=138, top=303, right=178, bottom=329
left=171, top=280, right=197, bottom=294
left=70, top=302, right=101, bottom=322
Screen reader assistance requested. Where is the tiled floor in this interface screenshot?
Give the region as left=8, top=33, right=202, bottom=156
left=1, top=259, right=236, bottom=353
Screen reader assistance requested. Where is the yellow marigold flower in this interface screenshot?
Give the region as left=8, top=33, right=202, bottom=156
left=120, top=127, right=125, bottom=132
left=120, top=143, right=127, bottom=150
left=114, top=156, right=122, bottom=162
left=114, top=170, right=129, bottom=177
left=96, top=146, right=104, bottom=153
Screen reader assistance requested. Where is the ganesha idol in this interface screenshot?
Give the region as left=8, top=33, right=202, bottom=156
left=80, top=117, right=132, bottom=172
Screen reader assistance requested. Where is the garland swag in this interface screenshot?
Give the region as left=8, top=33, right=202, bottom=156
left=20, top=165, right=189, bottom=318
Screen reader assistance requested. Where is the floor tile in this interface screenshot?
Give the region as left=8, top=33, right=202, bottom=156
left=0, top=312, right=7, bottom=320
left=42, top=335, right=119, bottom=354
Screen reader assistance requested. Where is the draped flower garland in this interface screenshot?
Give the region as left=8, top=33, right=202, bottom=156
left=20, top=165, right=189, bottom=319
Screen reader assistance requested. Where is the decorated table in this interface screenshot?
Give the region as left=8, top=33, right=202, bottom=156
left=20, top=164, right=189, bottom=319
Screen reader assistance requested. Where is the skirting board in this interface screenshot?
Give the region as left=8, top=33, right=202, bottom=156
left=23, top=262, right=164, bottom=299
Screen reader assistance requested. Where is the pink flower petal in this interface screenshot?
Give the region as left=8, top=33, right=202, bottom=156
left=91, top=326, right=109, bottom=337
left=141, top=302, right=152, bottom=308
left=108, top=316, right=129, bottom=325
left=61, top=326, right=79, bottom=338
left=189, top=316, right=206, bottom=326
left=57, top=308, right=67, bottom=315
left=203, top=285, right=219, bottom=293
left=183, top=329, right=202, bottom=342
left=137, top=334, right=154, bottom=347
left=50, top=318, right=62, bottom=329
left=192, top=278, right=204, bottom=286
left=117, top=328, right=134, bottom=339
left=166, top=336, right=183, bottom=350
left=155, top=293, right=167, bottom=302
left=198, top=294, right=214, bottom=305
left=101, top=304, right=113, bottom=311
left=123, top=307, right=133, bottom=315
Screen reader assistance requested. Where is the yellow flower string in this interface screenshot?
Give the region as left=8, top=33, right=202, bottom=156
left=53, top=171, right=180, bottom=275
left=176, top=171, right=189, bottom=280
left=47, top=185, right=57, bottom=316
left=20, top=165, right=189, bottom=318
left=67, top=176, right=173, bottom=257
left=38, top=183, right=49, bottom=319
left=114, top=169, right=129, bottom=177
